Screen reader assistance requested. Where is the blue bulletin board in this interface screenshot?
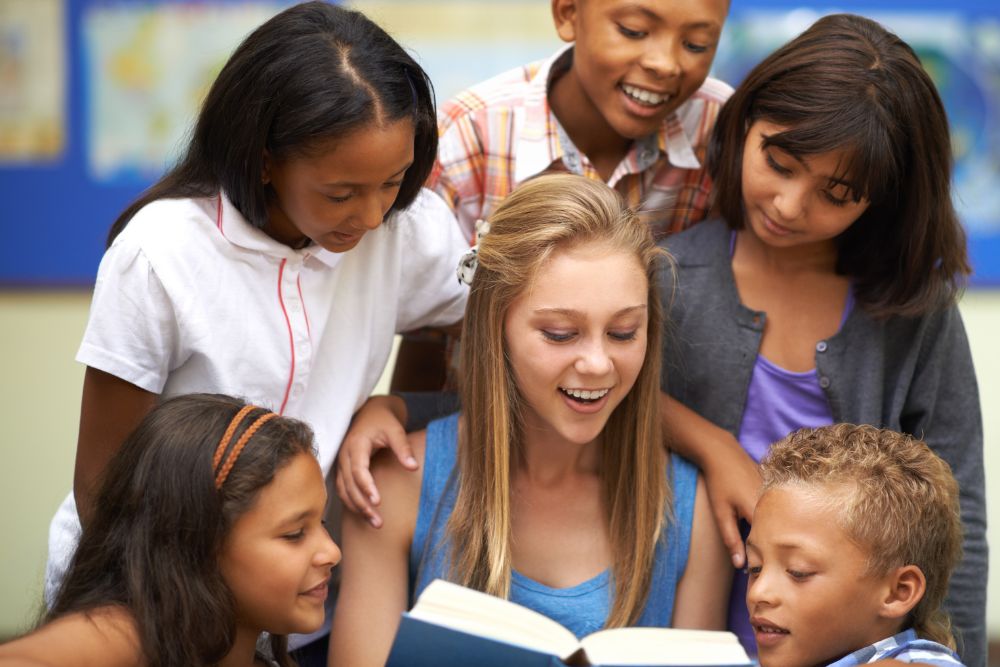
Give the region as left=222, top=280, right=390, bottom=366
left=1, top=0, right=999, bottom=285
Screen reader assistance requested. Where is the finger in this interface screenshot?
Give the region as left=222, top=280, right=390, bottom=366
left=385, top=425, right=418, bottom=470
left=716, top=507, right=746, bottom=569
left=345, top=464, right=383, bottom=528
left=334, top=467, right=358, bottom=514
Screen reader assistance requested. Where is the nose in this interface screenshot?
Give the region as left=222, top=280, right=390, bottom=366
left=574, top=336, right=614, bottom=377
left=316, top=530, right=342, bottom=569
left=772, top=182, right=808, bottom=222
left=640, top=38, right=681, bottom=79
left=356, top=192, right=385, bottom=232
left=745, top=567, right=777, bottom=610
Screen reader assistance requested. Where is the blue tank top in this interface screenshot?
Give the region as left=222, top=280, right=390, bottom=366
left=410, top=413, right=698, bottom=638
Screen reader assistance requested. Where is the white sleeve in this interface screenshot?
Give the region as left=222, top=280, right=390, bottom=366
left=393, top=188, right=470, bottom=333
left=76, top=235, right=183, bottom=394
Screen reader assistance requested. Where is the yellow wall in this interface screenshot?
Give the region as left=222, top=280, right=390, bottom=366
left=0, top=290, right=998, bottom=639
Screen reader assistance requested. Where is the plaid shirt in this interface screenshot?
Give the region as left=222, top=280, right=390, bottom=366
left=427, top=45, right=733, bottom=243
left=826, top=629, right=965, bottom=667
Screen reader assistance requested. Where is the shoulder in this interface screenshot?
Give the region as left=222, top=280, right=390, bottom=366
left=688, top=76, right=735, bottom=106
left=439, top=58, right=543, bottom=126
left=103, top=196, right=218, bottom=275
left=660, top=219, right=729, bottom=265
left=0, top=607, right=142, bottom=667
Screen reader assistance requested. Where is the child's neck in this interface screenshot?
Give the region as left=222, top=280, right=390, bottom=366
left=735, top=227, right=839, bottom=276
left=549, top=68, right=632, bottom=181
left=219, top=625, right=264, bottom=667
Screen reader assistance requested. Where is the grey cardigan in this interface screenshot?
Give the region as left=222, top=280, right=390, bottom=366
left=659, top=220, right=987, bottom=667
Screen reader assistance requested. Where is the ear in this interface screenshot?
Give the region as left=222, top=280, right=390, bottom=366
left=878, top=565, right=926, bottom=621
left=262, top=149, right=272, bottom=185
left=551, top=0, right=580, bottom=43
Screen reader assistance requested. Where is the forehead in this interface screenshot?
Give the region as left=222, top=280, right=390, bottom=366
left=282, top=117, right=415, bottom=181
left=584, top=0, right=728, bottom=26
left=751, top=484, right=854, bottom=548
left=511, top=242, right=648, bottom=317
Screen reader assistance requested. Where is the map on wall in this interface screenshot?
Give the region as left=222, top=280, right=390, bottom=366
left=82, top=1, right=292, bottom=183
left=0, top=0, right=65, bottom=162
left=712, top=9, right=1000, bottom=274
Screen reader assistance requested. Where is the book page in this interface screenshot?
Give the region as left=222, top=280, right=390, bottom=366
left=579, top=627, right=751, bottom=666
left=410, top=579, right=580, bottom=657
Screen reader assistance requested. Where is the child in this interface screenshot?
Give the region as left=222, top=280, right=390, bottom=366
left=748, top=424, right=964, bottom=667
left=659, top=13, right=986, bottom=666
left=338, top=0, right=735, bottom=531
left=46, top=2, right=467, bottom=659
left=330, top=174, right=730, bottom=666
left=1, top=394, right=341, bottom=667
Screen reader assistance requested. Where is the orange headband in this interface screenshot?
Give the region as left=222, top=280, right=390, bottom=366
left=213, top=405, right=277, bottom=489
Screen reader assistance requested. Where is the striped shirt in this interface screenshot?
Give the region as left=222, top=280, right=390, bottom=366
left=427, top=44, right=733, bottom=243
left=826, top=629, right=965, bottom=667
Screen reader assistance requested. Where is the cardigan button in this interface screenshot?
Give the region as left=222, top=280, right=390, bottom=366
left=816, top=341, right=828, bottom=353
left=819, top=376, right=831, bottom=389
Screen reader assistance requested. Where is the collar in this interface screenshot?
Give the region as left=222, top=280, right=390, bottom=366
left=825, top=629, right=919, bottom=667
left=514, top=45, right=702, bottom=183
left=216, top=192, right=342, bottom=269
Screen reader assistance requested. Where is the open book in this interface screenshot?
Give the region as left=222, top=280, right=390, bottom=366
left=385, top=579, right=753, bottom=667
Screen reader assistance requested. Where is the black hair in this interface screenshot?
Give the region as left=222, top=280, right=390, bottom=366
left=107, top=1, right=437, bottom=244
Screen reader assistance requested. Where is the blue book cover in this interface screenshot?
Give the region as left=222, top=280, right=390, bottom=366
left=384, top=580, right=754, bottom=667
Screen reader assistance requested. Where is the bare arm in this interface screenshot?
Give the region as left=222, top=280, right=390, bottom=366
left=671, top=475, right=731, bottom=629
left=0, top=608, right=141, bottom=667
left=660, top=392, right=760, bottom=568
left=74, top=367, right=157, bottom=526
left=329, top=430, right=425, bottom=667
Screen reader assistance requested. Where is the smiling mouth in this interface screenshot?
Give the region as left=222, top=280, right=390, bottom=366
left=754, top=623, right=790, bottom=635
left=621, top=83, right=671, bottom=107
left=559, top=387, right=611, bottom=403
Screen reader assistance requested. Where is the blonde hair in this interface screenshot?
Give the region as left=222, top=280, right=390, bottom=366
left=760, top=424, right=962, bottom=647
left=446, top=173, right=669, bottom=627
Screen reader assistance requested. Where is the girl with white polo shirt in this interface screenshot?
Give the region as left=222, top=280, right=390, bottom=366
left=45, top=3, right=467, bottom=663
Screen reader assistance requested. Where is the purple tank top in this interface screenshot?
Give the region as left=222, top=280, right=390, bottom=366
left=727, top=232, right=852, bottom=654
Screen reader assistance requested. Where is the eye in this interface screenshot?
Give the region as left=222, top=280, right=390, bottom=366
left=609, top=330, right=638, bottom=342
left=787, top=569, right=814, bottom=580
left=684, top=40, right=710, bottom=54
left=326, top=194, right=351, bottom=203
left=542, top=330, right=575, bottom=343
left=383, top=180, right=404, bottom=190
left=822, top=190, right=850, bottom=207
left=746, top=565, right=762, bottom=577
left=765, top=152, right=792, bottom=176
left=282, top=529, right=306, bottom=542
left=617, top=23, right=646, bottom=39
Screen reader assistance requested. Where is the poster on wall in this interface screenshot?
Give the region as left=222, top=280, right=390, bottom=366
left=82, top=1, right=292, bottom=183
left=0, top=0, right=66, bottom=162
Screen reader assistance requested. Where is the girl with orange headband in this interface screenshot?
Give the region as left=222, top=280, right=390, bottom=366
left=0, top=394, right=340, bottom=667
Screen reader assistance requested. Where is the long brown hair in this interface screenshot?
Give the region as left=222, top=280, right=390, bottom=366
left=761, top=424, right=963, bottom=648
left=708, top=13, right=970, bottom=317
left=47, top=394, right=317, bottom=667
left=447, top=173, right=669, bottom=627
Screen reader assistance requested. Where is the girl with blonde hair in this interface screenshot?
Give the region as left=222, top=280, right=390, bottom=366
left=331, top=173, right=729, bottom=666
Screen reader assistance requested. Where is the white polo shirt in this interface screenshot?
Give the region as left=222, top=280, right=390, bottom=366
left=47, top=187, right=468, bottom=608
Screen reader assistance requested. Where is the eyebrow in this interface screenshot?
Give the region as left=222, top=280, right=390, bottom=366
left=276, top=508, right=315, bottom=527
left=323, top=162, right=412, bottom=188
left=619, top=3, right=720, bottom=30
left=533, top=305, right=647, bottom=318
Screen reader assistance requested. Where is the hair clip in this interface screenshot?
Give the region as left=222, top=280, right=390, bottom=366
left=456, top=218, right=491, bottom=286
